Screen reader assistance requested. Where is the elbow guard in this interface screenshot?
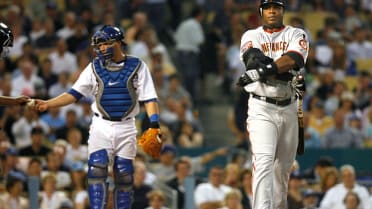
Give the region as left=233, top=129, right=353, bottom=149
left=282, top=52, right=304, bottom=70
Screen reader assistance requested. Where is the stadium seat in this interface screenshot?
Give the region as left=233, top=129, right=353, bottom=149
left=355, top=58, right=372, bottom=74
left=344, top=76, right=358, bottom=91
left=303, top=12, right=338, bottom=42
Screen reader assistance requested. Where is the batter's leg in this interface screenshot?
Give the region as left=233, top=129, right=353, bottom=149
left=88, top=149, right=109, bottom=209
left=273, top=109, right=298, bottom=209
left=113, top=156, right=134, bottom=209
left=248, top=118, right=278, bottom=209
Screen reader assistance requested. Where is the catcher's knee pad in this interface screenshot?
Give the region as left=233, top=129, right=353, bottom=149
left=88, top=149, right=109, bottom=209
left=113, top=156, right=134, bottom=209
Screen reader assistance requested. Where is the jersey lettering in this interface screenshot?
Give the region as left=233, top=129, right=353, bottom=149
left=261, top=41, right=289, bottom=54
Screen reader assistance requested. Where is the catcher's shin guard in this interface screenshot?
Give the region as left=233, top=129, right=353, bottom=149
left=113, top=156, right=134, bottom=209
left=88, top=149, right=109, bottom=209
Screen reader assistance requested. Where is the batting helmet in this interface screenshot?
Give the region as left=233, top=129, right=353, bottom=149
left=259, top=0, right=285, bottom=16
left=0, top=22, right=13, bottom=58
left=91, top=25, right=126, bottom=64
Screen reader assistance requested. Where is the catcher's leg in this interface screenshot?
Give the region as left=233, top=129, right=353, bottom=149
left=113, top=156, right=134, bottom=209
left=88, top=149, right=109, bottom=209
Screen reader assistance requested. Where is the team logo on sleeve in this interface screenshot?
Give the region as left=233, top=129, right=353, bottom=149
left=299, top=38, right=308, bottom=51
left=299, top=34, right=308, bottom=50
left=241, top=41, right=253, bottom=53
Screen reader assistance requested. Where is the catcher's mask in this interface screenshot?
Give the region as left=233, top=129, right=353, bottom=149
left=91, top=25, right=126, bottom=64
left=259, top=0, right=285, bottom=16
left=0, top=22, right=13, bottom=59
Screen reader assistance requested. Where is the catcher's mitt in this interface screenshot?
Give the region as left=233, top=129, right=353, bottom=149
left=138, top=128, right=163, bottom=159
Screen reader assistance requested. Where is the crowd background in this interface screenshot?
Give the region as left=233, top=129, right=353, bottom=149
left=0, top=0, right=372, bottom=209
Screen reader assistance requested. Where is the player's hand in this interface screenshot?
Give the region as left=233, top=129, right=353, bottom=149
left=256, top=62, right=278, bottom=77
left=34, top=99, right=49, bottom=112
left=236, top=69, right=260, bottom=87
left=14, top=95, right=30, bottom=105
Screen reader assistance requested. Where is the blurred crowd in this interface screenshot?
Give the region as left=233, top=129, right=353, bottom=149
left=0, top=0, right=372, bottom=208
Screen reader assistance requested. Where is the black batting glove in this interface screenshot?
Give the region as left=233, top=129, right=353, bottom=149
left=257, top=62, right=278, bottom=77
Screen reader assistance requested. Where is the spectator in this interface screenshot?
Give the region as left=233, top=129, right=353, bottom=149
left=38, top=57, right=58, bottom=93
left=65, top=127, right=88, bottom=165
left=34, top=19, right=58, bottom=54
left=10, top=58, right=45, bottom=98
left=126, top=11, right=150, bottom=45
left=39, top=174, right=69, bottom=209
left=145, top=189, right=170, bottom=209
left=41, top=152, right=71, bottom=190
left=301, top=156, right=334, bottom=184
left=238, top=169, right=252, bottom=209
left=55, top=109, right=88, bottom=144
left=0, top=177, right=28, bottom=209
left=318, top=167, right=339, bottom=197
left=40, top=107, right=65, bottom=143
left=150, top=144, right=177, bottom=183
left=174, top=6, right=205, bottom=100
left=69, top=163, right=88, bottom=209
left=287, top=174, right=304, bottom=209
left=307, top=97, right=334, bottom=138
left=180, top=147, right=229, bottom=176
left=224, top=163, right=241, bottom=188
left=26, top=157, right=43, bottom=178
left=65, top=18, right=89, bottom=54
left=58, top=199, right=74, bottom=209
left=48, top=38, right=78, bottom=75
left=132, top=161, right=153, bottom=209
left=18, top=126, right=51, bottom=158
left=166, top=159, right=202, bottom=209
left=343, top=191, right=361, bottom=209
left=56, top=11, right=76, bottom=40
left=322, top=109, right=363, bottom=148
left=218, top=188, right=243, bottom=209
left=48, top=72, right=73, bottom=98
left=1, top=147, right=27, bottom=182
left=346, top=27, right=372, bottom=60
left=303, top=112, right=321, bottom=149
left=194, top=166, right=232, bottom=209
left=320, top=164, right=371, bottom=209
left=301, top=189, right=320, bottom=209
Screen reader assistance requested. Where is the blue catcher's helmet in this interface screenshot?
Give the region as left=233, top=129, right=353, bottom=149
left=91, top=25, right=126, bottom=64
left=0, top=22, right=13, bottom=58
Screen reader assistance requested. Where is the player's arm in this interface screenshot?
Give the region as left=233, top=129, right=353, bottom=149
left=0, top=95, right=29, bottom=106
left=143, top=99, right=160, bottom=128
left=276, top=30, right=309, bottom=73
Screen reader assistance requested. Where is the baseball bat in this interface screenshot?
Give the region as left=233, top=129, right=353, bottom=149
left=297, top=94, right=305, bottom=155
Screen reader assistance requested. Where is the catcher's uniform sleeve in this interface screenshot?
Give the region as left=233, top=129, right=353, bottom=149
left=137, top=61, right=158, bottom=102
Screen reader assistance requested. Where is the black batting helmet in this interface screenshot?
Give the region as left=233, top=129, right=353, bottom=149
left=259, top=0, right=285, bottom=16
left=0, top=22, right=13, bottom=58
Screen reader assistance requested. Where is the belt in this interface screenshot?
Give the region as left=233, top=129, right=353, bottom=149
left=251, top=93, right=292, bottom=107
left=94, top=113, right=131, bottom=122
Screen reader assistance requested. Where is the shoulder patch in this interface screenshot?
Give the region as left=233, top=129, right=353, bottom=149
left=299, top=38, right=308, bottom=51
left=241, top=41, right=253, bottom=53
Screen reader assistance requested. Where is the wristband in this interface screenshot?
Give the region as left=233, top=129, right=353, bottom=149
left=149, top=114, right=160, bottom=128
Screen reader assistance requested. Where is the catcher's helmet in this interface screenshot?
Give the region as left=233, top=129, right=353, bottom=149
left=91, top=25, right=126, bottom=64
left=259, top=0, right=285, bottom=16
left=0, top=22, right=13, bottom=58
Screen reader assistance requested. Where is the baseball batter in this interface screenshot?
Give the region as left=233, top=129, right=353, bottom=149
left=0, top=22, right=29, bottom=105
left=237, top=1, right=309, bottom=209
left=34, top=25, right=161, bottom=209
